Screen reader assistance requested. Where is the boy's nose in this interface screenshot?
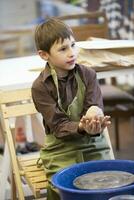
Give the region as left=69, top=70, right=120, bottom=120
left=68, top=48, right=75, bottom=57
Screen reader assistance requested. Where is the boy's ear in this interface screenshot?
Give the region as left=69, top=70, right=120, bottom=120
left=38, top=50, right=49, bottom=60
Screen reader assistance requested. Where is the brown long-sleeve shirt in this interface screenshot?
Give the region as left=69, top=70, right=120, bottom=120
left=32, top=63, right=103, bottom=139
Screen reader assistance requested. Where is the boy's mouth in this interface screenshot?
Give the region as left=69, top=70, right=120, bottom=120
left=67, top=59, right=75, bottom=65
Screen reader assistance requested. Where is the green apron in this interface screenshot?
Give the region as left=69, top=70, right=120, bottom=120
left=40, top=67, right=111, bottom=200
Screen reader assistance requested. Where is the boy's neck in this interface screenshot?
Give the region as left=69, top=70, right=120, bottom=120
left=49, top=64, right=68, bottom=78
left=56, top=69, right=68, bottom=78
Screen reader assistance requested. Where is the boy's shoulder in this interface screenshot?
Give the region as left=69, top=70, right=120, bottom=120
left=32, top=66, right=50, bottom=90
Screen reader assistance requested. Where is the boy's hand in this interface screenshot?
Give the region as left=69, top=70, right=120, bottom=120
left=79, top=115, right=111, bottom=135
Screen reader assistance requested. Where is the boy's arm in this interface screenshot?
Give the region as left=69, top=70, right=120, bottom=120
left=32, top=85, right=83, bottom=139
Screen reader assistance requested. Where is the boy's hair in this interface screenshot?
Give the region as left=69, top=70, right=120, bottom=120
left=34, top=18, right=74, bottom=53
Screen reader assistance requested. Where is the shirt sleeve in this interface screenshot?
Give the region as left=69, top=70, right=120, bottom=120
left=32, top=81, right=82, bottom=139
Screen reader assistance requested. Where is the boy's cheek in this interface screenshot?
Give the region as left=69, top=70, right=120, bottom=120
left=76, top=48, right=80, bottom=55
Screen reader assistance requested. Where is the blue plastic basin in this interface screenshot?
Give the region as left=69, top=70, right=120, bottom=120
left=52, top=160, right=134, bottom=200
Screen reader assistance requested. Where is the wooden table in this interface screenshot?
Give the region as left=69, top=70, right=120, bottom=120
left=76, top=40, right=134, bottom=85
left=0, top=55, right=44, bottom=90
left=95, top=65, right=134, bottom=81
left=0, top=54, right=134, bottom=90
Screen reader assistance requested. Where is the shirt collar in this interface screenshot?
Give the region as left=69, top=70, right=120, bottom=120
left=42, top=62, right=51, bottom=82
left=42, top=62, right=78, bottom=82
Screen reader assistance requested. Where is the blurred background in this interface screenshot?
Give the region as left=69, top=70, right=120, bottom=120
left=0, top=2, right=134, bottom=199
left=0, top=0, right=134, bottom=59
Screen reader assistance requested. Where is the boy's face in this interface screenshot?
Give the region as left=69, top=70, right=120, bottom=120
left=41, top=36, right=79, bottom=77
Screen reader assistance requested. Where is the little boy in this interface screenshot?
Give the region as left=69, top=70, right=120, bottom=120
left=32, top=18, right=111, bottom=200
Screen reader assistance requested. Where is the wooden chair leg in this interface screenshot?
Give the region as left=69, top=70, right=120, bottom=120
left=10, top=121, right=18, bottom=200
left=115, top=118, right=120, bottom=151
left=11, top=170, right=17, bottom=200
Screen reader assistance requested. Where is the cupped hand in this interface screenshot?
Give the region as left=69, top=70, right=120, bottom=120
left=79, top=115, right=111, bottom=135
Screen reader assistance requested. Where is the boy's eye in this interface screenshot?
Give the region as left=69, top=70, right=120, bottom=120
left=72, top=42, right=75, bottom=47
left=60, top=47, right=66, bottom=51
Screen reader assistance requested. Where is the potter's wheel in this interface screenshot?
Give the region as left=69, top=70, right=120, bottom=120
left=73, top=171, right=134, bottom=190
